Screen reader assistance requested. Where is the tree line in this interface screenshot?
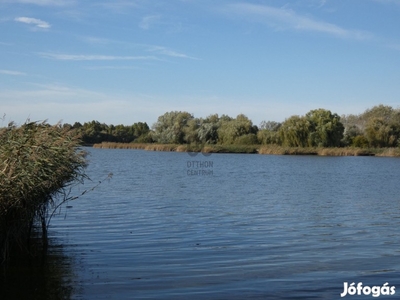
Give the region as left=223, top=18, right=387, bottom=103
left=64, top=104, right=400, bottom=148
left=62, top=121, right=152, bottom=145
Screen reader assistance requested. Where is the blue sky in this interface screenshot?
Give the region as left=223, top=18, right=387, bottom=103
left=1, top=0, right=400, bottom=127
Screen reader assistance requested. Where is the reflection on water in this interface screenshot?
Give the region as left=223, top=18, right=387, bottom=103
left=0, top=237, right=79, bottom=300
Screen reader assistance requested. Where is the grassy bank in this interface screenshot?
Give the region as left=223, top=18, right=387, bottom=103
left=93, top=142, right=400, bottom=157
left=93, top=142, right=258, bottom=153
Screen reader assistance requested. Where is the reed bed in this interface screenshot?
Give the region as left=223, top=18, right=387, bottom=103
left=317, top=147, right=374, bottom=156
left=375, top=148, right=400, bottom=157
left=258, top=145, right=395, bottom=156
left=94, top=142, right=400, bottom=157
left=258, top=145, right=318, bottom=155
left=93, top=142, right=179, bottom=151
left=93, top=142, right=258, bottom=153
left=0, top=122, right=86, bottom=263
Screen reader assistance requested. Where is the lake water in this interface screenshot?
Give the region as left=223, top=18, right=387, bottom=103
left=2, top=148, right=400, bottom=299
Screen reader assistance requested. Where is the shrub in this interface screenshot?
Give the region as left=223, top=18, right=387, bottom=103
left=352, top=135, right=369, bottom=148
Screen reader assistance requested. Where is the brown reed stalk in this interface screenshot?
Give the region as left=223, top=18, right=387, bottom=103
left=0, top=121, right=87, bottom=262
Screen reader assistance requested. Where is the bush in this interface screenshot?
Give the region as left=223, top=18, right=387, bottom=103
left=352, top=135, right=369, bottom=148
left=234, top=133, right=259, bottom=145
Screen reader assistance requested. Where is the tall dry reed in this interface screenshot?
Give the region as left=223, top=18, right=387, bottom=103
left=93, top=142, right=400, bottom=157
left=0, top=121, right=87, bottom=262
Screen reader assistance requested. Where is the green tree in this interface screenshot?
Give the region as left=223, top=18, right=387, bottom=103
left=259, top=121, right=281, bottom=131
left=257, top=121, right=281, bottom=145
left=365, top=117, right=397, bottom=147
left=197, top=114, right=220, bottom=144
left=152, top=111, right=194, bottom=144
left=184, top=118, right=201, bottom=144
left=305, top=109, right=344, bottom=147
left=217, top=114, right=256, bottom=144
left=132, top=122, right=151, bottom=143
left=342, top=125, right=363, bottom=146
left=279, top=115, right=311, bottom=147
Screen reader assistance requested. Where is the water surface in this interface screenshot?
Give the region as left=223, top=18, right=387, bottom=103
left=3, top=148, right=400, bottom=299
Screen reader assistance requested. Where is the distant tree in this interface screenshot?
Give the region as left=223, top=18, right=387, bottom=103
left=217, top=114, right=256, bottom=144
left=365, top=117, right=397, bottom=147
left=279, top=115, right=311, bottom=147
left=132, top=122, right=150, bottom=138
left=340, top=105, right=400, bottom=148
left=352, top=135, right=369, bottom=148
left=81, top=120, right=105, bottom=144
left=362, top=104, right=394, bottom=122
left=257, top=120, right=281, bottom=145
left=305, top=109, right=344, bottom=147
left=234, top=133, right=258, bottom=145
left=342, top=125, right=363, bottom=146
left=152, top=111, right=194, bottom=144
left=184, top=118, right=201, bottom=144
left=259, top=121, right=281, bottom=131
left=131, top=122, right=151, bottom=143
left=257, top=130, right=280, bottom=145
left=197, top=114, right=220, bottom=144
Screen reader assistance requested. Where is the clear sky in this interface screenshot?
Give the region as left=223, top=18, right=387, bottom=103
left=1, top=0, right=399, bottom=127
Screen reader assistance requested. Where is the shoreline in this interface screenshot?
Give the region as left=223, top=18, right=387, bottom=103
left=92, top=142, right=400, bottom=157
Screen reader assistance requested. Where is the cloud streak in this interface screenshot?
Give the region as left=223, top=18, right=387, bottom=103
left=139, top=15, right=161, bottom=30
left=15, top=17, right=51, bottom=29
left=225, top=3, right=372, bottom=40
left=0, top=69, right=26, bottom=76
left=38, top=52, right=159, bottom=61
left=147, top=46, right=199, bottom=60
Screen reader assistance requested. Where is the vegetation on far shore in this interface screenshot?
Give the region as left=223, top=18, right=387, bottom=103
left=77, top=104, right=400, bottom=156
left=92, top=142, right=400, bottom=157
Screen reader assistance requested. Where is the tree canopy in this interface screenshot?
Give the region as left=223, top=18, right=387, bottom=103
left=60, top=104, right=400, bottom=148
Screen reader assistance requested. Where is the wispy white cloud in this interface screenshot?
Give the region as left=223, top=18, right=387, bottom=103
left=0, top=69, right=26, bottom=76
left=147, top=46, right=199, bottom=60
left=38, top=52, right=158, bottom=61
left=84, top=66, right=141, bottom=70
left=15, top=17, right=51, bottom=29
left=76, top=36, right=199, bottom=60
left=225, top=3, right=373, bottom=40
left=139, top=15, right=161, bottom=30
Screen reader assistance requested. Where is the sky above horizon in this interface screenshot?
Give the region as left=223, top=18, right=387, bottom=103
left=1, top=0, right=400, bottom=127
